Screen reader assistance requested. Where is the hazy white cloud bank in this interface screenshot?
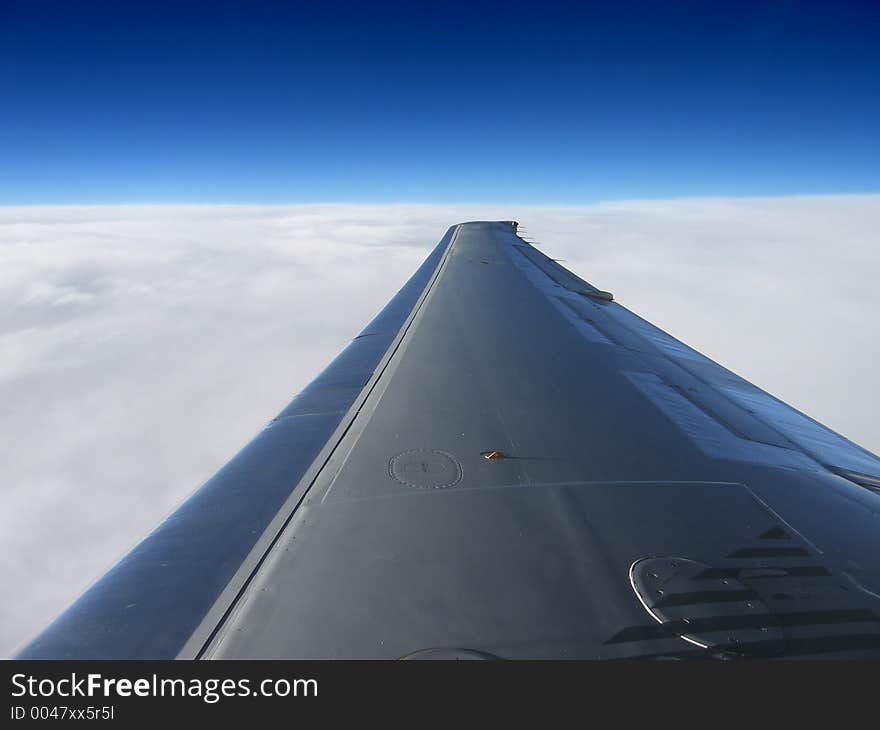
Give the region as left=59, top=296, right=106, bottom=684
left=1, top=197, right=878, bottom=656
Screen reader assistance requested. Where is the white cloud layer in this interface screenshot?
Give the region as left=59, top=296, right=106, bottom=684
left=1, top=198, right=878, bottom=656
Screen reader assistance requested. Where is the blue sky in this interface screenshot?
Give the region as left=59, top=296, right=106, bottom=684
left=2, top=0, right=878, bottom=204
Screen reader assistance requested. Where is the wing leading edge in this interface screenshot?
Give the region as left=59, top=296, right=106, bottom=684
left=19, top=221, right=880, bottom=659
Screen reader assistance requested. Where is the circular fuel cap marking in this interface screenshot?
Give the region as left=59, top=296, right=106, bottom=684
left=389, top=449, right=462, bottom=489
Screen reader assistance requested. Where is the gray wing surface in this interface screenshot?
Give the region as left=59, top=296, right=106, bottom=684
left=19, top=221, right=880, bottom=659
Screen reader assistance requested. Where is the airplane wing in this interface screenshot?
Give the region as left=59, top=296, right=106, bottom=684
left=19, top=221, right=880, bottom=659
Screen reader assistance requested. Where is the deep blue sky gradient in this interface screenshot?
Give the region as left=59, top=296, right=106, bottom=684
left=2, top=0, right=879, bottom=203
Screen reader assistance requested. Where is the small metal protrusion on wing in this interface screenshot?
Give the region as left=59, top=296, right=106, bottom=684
left=579, top=288, right=614, bottom=302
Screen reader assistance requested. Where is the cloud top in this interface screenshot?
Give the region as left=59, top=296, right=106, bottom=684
left=1, top=198, right=878, bottom=656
